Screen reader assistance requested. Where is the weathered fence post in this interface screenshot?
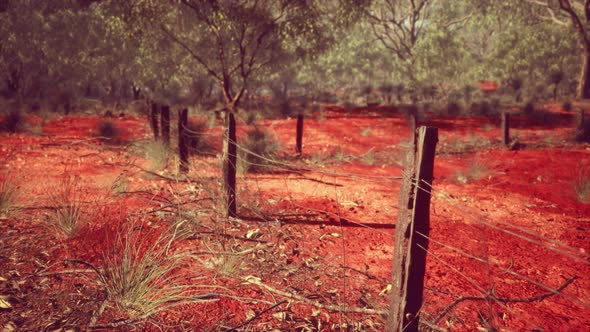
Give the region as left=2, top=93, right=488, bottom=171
left=501, top=112, right=510, bottom=146
left=296, top=113, right=304, bottom=155
left=222, top=111, right=237, bottom=218
left=388, top=126, right=438, bottom=332
left=161, top=105, right=171, bottom=145
left=178, top=108, right=189, bottom=174
left=149, top=100, right=160, bottom=140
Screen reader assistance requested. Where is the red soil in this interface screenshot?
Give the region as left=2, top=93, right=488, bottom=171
left=0, top=107, right=589, bottom=331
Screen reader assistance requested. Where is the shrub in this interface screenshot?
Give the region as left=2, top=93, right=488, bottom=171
left=0, top=173, right=19, bottom=217
left=454, top=157, right=497, bottom=184
left=97, top=121, right=121, bottom=142
left=506, top=77, right=523, bottom=102
left=446, top=101, right=462, bottom=116
left=574, top=164, right=590, bottom=203
left=562, top=100, right=573, bottom=113
left=184, top=120, right=212, bottom=155
left=237, top=127, right=281, bottom=174
left=143, top=141, right=171, bottom=170
left=523, top=101, right=536, bottom=114
left=47, top=174, right=87, bottom=237
left=0, top=111, right=25, bottom=133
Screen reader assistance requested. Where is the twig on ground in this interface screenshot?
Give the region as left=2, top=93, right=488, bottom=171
left=432, top=277, right=577, bottom=324
left=224, top=300, right=288, bottom=332
left=242, top=276, right=387, bottom=315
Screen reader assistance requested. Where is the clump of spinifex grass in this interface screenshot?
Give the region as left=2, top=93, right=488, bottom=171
left=47, top=173, right=88, bottom=237
left=237, top=127, right=282, bottom=174
left=94, top=220, right=215, bottom=320
left=0, top=173, right=19, bottom=218
left=454, top=157, right=498, bottom=184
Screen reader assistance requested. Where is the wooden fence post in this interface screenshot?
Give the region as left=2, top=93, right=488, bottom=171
left=149, top=100, right=160, bottom=140
left=178, top=108, right=189, bottom=174
left=222, top=111, right=237, bottom=218
left=161, top=105, right=171, bottom=145
left=501, top=112, right=510, bottom=146
left=296, top=113, right=304, bottom=155
left=387, top=126, right=438, bottom=332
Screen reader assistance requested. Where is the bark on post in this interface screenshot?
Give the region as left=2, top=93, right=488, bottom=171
left=149, top=100, right=160, bottom=140
left=387, top=126, right=438, bottom=332
left=161, top=105, right=171, bottom=145
left=222, top=111, right=237, bottom=218
left=296, top=113, right=304, bottom=156
left=178, top=108, right=189, bottom=174
left=501, top=112, right=510, bottom=146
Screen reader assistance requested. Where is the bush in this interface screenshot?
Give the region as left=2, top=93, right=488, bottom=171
left=454, top=157, right=497, bottom=184
left=184, top=120, right=211, bottom=155
left=0, top=111, right=25, bottom=133
left=237, top=127, right=282, bottom=174
left=446, top=101, right=462, bottom=116
left=97, top=121, right=121, bottom=142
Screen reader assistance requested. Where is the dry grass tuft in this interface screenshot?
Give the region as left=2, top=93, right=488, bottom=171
left=574, top=164, right=590, bottom=203
left=47, top=174, right=88, bottom=237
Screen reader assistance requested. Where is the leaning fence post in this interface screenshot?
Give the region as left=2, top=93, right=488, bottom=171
left=501, top=112, right=510, bottom=146
left=222, top=111, right=237, bottom=218
left=388, top=126, right=438, bottom=332
left=178, top=108, right=189, bottom=174
left=296, top=113, right=304, bottom=155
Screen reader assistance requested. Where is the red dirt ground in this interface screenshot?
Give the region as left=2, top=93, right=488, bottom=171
left=0, top=106, right=589, bottom=331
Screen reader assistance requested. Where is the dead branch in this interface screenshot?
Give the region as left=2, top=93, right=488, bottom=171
left=242, top=276, right=387, bottom=315
left=224, top=300, right=288, bottom=332
left=432, top=277, right=577, bottom=324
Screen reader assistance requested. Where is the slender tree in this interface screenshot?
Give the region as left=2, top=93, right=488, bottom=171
left=526, top=0, right=590, bottom=98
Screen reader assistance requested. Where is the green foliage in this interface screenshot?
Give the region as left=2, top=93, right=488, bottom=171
left=237, top=127, right=282, bottom=174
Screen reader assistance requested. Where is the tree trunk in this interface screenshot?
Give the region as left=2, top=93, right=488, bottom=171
left=178, top=108, right=189, bottom=174
left=296, top=113, right=304, bottom=155
left=150, top=101, right=160, bottom=140
left=578, top=47, right=590, bottom=99
left=222, top=111, right=237, bottom=218
left=160, top=105, right=171, bottom=145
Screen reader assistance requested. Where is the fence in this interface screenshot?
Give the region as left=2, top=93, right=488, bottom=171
left=144, top=104, right=589, bottom=331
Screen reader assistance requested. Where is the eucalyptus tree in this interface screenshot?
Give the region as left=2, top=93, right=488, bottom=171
left=363, top=0, right=436, bottom=84
left=157, top=1, right=336, bottom=217
left=524, top=0, right=590, bottom=98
